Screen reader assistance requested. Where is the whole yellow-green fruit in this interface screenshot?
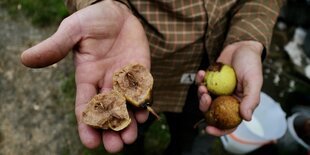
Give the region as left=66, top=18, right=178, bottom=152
left=204, top=62, right=237, bottom=96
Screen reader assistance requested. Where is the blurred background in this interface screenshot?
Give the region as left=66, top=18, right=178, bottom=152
left=0, top=0, right=309, bottom=155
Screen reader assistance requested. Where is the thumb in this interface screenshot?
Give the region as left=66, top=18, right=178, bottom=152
left=239, top=76, right=262, bottom=121
left=21, top=16, right=81, bottom=68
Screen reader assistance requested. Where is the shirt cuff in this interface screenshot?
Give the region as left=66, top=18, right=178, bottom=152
left=223, top=18, right=271, bottom=61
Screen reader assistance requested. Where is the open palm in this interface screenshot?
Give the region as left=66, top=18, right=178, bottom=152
left=21, top=1, right=150, bottom=153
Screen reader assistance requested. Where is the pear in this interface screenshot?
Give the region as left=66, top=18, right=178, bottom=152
left=205, top=95, right=242, bottom=129
left=204, top=62, right=237, bottom=96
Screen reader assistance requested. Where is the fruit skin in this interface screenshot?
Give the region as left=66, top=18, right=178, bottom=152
left=204, top=62, right=237, bottom=96
left=205, top=95, right=242, bottom=129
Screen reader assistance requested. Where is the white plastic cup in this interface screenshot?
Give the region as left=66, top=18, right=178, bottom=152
left=220, top=92, right=287, bottom=154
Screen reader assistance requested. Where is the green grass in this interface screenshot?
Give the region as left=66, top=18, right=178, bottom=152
left=1, top=0, right=68, bottom=27
left=145, top=115, right=170, bottom=155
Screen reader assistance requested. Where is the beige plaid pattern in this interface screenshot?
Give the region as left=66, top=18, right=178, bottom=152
left=65, top=0, right=282, bottom=112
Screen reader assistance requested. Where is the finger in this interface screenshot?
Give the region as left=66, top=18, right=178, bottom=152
left=21, top=15, right=81, bottom=68
left=205, top=126, right=235, bottom=137
left=102, top=130, right=124, bottom=153
left=100, top=87, right=112, bottom=93
left=195, top=70, right=205, bottom=85
left=198, top=85, right=208, bottom=98
left=78, top=124, right=101, bottom=149
left=240, top=77, right=262, bottom=121
left=121, top=111, right=138, bottom=144
left=199, top=93, right=212, bottom=112
left=240, top=93, right=260, bottom=121
left=75, top=83, right=101, bottom=148
left=134, top=109, right=149, bottom=123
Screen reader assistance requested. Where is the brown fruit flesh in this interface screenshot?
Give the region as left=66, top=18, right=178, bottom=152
left=205, top=95, right=242, bottom=129
left=113, top=64, right=160, bottom=119
left=113, top=64, right=153, bottom=107
left=82, top=63, right=159, bottom=131
left=82, top=90, right=131, bottom=131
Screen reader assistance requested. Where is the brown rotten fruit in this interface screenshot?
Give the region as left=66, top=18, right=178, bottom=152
left=82, top=90, right=131, bottom=131
left=205, top=95, right=242, bottom=130
left=113, top=64, right=160, bottom=119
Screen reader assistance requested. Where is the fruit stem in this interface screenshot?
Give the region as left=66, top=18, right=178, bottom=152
left=146, top=106, right=161, bottom=120
left=193, top=118, right=206, bottom=129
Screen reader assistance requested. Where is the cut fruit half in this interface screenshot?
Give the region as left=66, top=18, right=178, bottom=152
left=82, top=90, right=131, bottom=131
left=113, top=64, right=160, bottom=119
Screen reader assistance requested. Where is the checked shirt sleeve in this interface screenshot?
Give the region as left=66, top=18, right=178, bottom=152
left=224, top=0, right=283, bottom=57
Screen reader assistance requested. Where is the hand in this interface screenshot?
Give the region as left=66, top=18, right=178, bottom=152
left=196, top=41, right=264, bottom=136
left=21, top=0, right=150, bottom=153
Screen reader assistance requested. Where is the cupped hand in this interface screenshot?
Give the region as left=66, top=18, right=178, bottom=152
left=196, top=41, right=264, bottom=136
left=21, top=0, right=150, bottom=153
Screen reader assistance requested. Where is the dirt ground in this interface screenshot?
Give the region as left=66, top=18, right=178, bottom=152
left=1, top=3, right=309, bottom=155
left=0, top=6, right=85, bottom=155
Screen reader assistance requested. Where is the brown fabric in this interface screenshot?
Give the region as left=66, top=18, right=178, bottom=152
left=64, top=0, right=283, bottom=112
